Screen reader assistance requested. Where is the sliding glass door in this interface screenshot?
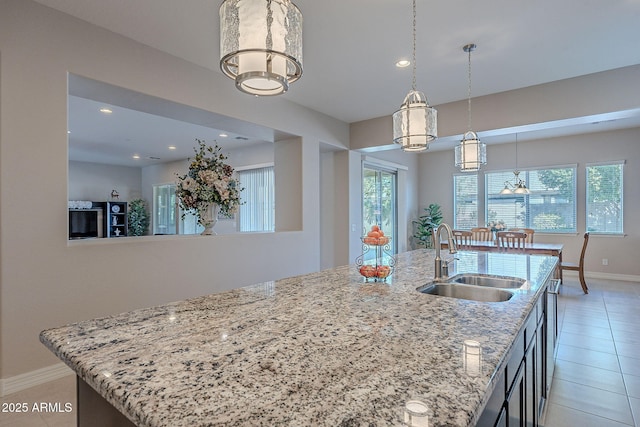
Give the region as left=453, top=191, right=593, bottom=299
left=362, top=165, right=397, bottom=256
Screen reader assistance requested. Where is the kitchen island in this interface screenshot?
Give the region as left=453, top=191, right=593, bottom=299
left=40, top=249, right=558, bottom=426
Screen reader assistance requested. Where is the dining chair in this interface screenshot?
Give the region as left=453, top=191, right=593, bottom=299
left=508, top=227, right=535, bottom=243
left=471, top=227, right=492, bottom=241
left=496, top=231, right=527, bottom=252
left=452, top=230, right=473, bottom=249
left=560, top=232, right=590, bottom=294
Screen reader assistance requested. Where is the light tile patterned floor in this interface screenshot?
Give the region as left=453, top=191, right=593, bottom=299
left=1, top=277, right=639, bottom=426
left=544, top=277, right=640, bottom=427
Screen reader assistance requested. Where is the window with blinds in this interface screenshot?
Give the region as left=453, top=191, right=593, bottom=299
left=454, top=174, right=478, bottom=229
left=586, top=161, right=624, bottom=234
left=485, top=166, right=576, bottom=233
left=238, top=166, right=275, bottom=232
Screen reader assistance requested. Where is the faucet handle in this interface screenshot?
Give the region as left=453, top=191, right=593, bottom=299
left=442, top=257, right=459, bottom=278
left=445, top=256, right=459, bottom=266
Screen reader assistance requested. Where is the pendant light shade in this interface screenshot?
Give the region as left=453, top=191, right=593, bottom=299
left=455, top=43, right=486, bottom=171
left=392, top=0, right=437, bottom=152
left=455, top=131, right=486, bottom=171
left=393, top=90, right=437, bottom=152
left=220, top=0, right=303, bottom=96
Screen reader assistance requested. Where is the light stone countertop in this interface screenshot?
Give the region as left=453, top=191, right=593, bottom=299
left=40, top=249, right=557, bottom=427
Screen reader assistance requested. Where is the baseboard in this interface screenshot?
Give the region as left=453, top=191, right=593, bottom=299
left=0, top=363, right=73, bottom=397
left=563, top=270, right=640, bottom=283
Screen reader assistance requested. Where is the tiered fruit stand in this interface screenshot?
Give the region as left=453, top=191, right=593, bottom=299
left=356, top=227, right=396, bottom=282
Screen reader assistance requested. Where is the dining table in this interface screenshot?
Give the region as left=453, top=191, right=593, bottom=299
left=440, top=239, right=564, bottom=278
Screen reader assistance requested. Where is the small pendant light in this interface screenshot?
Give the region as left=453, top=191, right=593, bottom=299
left=392, top=0, right=437, bottom=152
left=455, top=43, right=486, bottom=171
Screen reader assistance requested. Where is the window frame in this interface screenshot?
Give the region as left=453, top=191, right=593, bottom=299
left=484, top=165, right=577, bottom=234
left=585, top=160, right=625, bottom=235
left=362, top=161, right=399, bottom=256
left=453, top=173, right=479, bottom=229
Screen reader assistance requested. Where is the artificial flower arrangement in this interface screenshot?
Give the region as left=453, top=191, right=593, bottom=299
left=175, top=139, right=243, bottom=224
left=487, top=220, right=507, bottom=232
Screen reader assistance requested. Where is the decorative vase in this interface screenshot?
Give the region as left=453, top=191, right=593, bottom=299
left=198, top=203, right=219, bottom=235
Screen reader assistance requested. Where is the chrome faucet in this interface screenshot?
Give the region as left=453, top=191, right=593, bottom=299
left=434, top=223, right=457, bottom=280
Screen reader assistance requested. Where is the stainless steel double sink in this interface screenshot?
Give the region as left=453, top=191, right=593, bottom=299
left=417, top=274, right=527, bottom=302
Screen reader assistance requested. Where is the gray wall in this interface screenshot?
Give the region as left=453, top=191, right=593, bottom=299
left=69, top=161, right=142, bottom=202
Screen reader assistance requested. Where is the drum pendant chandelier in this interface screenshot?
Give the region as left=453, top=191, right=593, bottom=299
left=219, top=0, right=303, bottom=96
left=392, top=0, right=437, bottom=152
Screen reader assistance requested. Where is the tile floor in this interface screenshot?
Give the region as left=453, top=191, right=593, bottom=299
left=544, top=277, right=640, bottom=427
left=1, top=277, right=638, bottom=426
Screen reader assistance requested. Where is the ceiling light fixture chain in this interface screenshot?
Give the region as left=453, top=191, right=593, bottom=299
left=411, top=0, right=417, bottom=92
left=515, top=133, right=519, bottom=170
left=392, top=0, right=437, bottom=152
left=466, top=43, right=474, bottom=132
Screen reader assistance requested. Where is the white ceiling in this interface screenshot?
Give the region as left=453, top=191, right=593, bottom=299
left=35, top=0, right=640, bottom=166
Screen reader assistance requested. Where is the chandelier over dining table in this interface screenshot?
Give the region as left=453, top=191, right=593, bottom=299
left=500, top=134, right=531, bottom=195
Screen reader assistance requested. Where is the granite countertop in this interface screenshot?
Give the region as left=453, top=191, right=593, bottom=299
left=40, top=249, right=557, bottom=427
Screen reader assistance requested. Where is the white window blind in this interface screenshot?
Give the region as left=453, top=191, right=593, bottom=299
left=486, top=166, right=576, bottom=233
left=238, top=166, right=275, bottom=232
left=454, top=174, right=478, bottom=229
left=586, top=161, right=624, bottom=234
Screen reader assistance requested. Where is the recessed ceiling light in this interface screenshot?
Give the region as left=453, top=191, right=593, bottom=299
left=67, top=130, right=71, bottom=134
left=219, top=133, right=228, bottom=138
left=168, top=146, right=176, bottom=150
left=100, top=107, right=113, bottom=114
left=132, top=154, right=140, bottom=159
left=396, top=60, right=411, bottom=68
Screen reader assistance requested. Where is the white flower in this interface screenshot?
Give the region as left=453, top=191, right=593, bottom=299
left=175, top=140, right=244, bottom=225
left=198, top=170, right=217, bottom=186
left=183, top=177, right=197, bottom=191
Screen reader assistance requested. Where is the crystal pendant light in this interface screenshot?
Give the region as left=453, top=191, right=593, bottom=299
left=220, top=0, right=303, bottom=96
left=392, top=0, right=437, bottom=152
left=500, top=134, right=531, bottom=195
left=455, top=43, right=486, bottom=171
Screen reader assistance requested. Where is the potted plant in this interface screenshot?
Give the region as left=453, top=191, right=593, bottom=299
left=412, top=203, right=443, bottom=248
left=128, top=199, right=150, bottom=236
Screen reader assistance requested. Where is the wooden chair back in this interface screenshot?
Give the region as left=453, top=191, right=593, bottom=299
left=560, top=232, right=590, bottom=294
left=471, top=227, right=492, bottom=241
left=496, top=231, right=527, bottom=251
left=578, top=232, right=590, bottom=268
left=452, top=230, right=473, bottom=248
left=508, top=227, right=535, bottom=243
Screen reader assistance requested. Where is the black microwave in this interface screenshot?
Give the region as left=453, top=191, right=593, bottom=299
left=69, top=208, right=104, bottom=239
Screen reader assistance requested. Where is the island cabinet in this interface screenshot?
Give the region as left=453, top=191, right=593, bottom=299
left=477, top=279, right=556, bottom=427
